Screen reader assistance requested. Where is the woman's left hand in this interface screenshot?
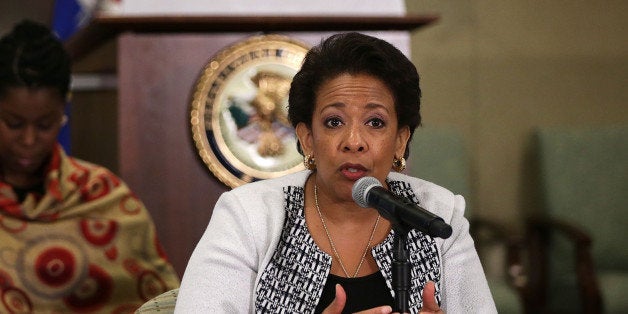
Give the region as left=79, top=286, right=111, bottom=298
left=418, top=281, right=444, bottom=314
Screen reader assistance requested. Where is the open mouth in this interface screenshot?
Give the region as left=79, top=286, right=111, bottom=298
left=340, top=164, right=367, bottom=180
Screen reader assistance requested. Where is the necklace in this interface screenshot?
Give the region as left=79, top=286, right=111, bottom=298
left=314, top=183, right=380, bottom=278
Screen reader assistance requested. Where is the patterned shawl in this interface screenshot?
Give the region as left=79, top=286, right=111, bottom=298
left=0, top=145, right=179, bottom=313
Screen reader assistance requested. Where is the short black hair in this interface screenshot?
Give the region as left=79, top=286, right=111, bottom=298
left=288, top=32, right=421, bottom=158
left=0, top=19, right=71, bottom=100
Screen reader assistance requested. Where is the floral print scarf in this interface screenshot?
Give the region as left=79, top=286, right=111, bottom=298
left=0, top=145, right=179, bottom=313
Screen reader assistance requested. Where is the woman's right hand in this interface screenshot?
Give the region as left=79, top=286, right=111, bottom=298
left=322, top=284, right=393, bottom=314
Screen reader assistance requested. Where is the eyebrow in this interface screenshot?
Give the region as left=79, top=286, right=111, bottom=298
left=0, top=110, right=61, bottom=121
left=321, top=102, right=390, bottom=112
left=0, top=110, right=18, bottom=118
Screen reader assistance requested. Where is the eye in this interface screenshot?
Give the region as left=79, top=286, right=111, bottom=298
left=36, top=115, right=63, bottom=131
left=1, top=119, right=24, bottom=130
left=36, top=122, right=56, bottom=131
left=366, top=117, right=386, bottom=129
left=324, top=116, right=343, bottom=128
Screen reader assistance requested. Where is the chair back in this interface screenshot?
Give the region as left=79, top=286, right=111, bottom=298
left=409, top=127, right=526, bottom=312
left=536, top=126, right=628, bottom=270
left=409, top=127, right=471, bottom=204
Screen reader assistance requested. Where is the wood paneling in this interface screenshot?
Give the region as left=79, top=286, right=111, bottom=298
left=66, top=14, right=438, bottom=60
left=118, top=34, right=247, bottom=276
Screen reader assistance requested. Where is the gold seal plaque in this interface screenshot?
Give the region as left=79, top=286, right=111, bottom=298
left=190, top=35, right=310, bottom=188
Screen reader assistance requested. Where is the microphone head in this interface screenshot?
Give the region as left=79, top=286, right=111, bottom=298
left=352, top=176, right=383, bottom=208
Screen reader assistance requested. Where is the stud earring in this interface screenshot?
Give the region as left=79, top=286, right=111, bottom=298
left=304, top=154, right=316, bottom=170
left=392, top=156, right=406, bottom=172
left=60, top=115, right=68, bottom=127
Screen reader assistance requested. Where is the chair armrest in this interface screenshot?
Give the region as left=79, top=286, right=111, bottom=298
left=525, top=216, right=603, bottom=312
left=526, top=216, right=592, bottom=245
left=469, top=217, right=524, bottom=266
left=468, top=218, right=529, bottom=309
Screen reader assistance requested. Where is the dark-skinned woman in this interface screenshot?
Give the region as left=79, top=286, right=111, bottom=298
left=176, top=32, right=496, bottom=313
left=0, top=20, right=179, bottom=313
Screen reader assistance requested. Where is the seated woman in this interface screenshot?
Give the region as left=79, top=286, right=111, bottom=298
left=176, top=32, right=496, bottom=313
left=0, top=20, right=179, bottom=313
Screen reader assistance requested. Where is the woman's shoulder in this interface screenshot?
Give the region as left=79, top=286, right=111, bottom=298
left=387, top=172, right=456, bottom=199
left=60, top=153, right=138, bottom=198
left=208, top=171, right=311, bottom=245
left=215, top=170, right=309, bottom=217
left=68, top=157, right=110, bottom=172
left=62, top=152, right=118, bottom=177
left=64, top=156, right=128, bottom=184
left=228, top=170, right=310, bottom=197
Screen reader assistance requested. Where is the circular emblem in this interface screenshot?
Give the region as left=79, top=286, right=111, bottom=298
left=190, top=35, right=309, bottom=188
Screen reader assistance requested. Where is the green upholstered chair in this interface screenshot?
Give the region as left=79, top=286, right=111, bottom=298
left=135, top=288, right=179, bottom=314
left=409, top=127, right=527, bottom=313
left=528, top=126, right=628, bottom=313
left=409, top=128, right=471, bottom=198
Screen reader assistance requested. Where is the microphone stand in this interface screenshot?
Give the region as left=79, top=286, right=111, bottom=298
left=391, top=221, right=411, bottom=313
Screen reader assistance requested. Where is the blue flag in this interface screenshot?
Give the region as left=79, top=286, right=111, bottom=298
left=51, top=0, right=94, bottom=154
left=52, top=0, right=83, bottom=41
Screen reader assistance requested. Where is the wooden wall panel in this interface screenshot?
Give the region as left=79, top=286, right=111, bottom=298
left=118, top=33, right=249, bottom=276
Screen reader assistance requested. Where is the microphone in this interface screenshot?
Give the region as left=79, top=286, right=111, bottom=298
left=352, top=176, right=453, bottom=239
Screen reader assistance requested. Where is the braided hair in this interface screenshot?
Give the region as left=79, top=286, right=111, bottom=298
left=0, top=19, right=71, bottom=100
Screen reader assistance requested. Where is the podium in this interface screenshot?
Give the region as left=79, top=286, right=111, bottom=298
left=67, top=14, right=437, bottom=277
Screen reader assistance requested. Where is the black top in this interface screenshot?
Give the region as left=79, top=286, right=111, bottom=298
left=12, top=183, right=45, bottom=203
left=315, top=271, right=394, bottom=313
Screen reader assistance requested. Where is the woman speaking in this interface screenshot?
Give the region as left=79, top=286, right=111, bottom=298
left=176, top=32, right=496, bottom=313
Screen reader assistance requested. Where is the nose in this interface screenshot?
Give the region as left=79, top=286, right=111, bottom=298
left=20, top=126, right=37, bottom=146
left=342, top=126, right=366, bottom=152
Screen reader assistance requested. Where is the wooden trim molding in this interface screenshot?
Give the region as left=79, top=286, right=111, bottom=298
left=65, top=14, right=439, bottom=60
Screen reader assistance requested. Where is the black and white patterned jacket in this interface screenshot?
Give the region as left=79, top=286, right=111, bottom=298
left=176, top=171, right=496, bottom=313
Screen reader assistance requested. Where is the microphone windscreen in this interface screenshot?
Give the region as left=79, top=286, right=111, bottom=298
left=352, top=176, right=382, bottom=208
